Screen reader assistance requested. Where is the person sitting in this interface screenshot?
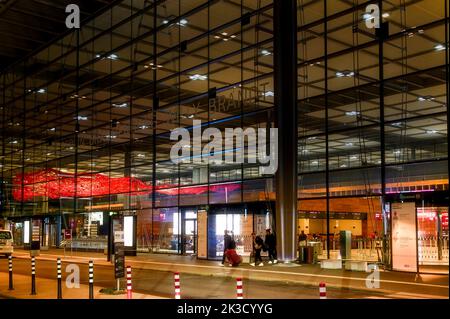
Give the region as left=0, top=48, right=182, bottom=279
left=224, top=240, right=242, bottom=267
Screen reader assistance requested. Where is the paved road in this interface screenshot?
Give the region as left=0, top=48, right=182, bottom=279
left=0, top=256, right=426, bottom=299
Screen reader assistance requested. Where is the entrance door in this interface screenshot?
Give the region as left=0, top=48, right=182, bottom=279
left=181, top=209, right=197, bottom=255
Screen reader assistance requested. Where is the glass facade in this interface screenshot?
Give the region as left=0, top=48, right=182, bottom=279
left=0, top=0, right=448, bottom=272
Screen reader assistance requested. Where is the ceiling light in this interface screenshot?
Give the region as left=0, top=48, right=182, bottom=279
left=75, top=116, right=88, bottom=121
left=345, top=111, right=360, bottom=116
left=70, top=94, right=86, bottom=100
left=350, top=156, right=358, bottom=160
left=37, top=88, right=46, bottom=94
left=106, top=135, right=117, bottom=139
left=391, top=122, right=404, bottom=127
left=144, top=63, right=163, bottom=69
left=345, top=142, right=354, bottom=147
left=262, top=91, right=274, bottom=97
left=139, top=125, right=149, bottom=129
left=382, top=13, right=390, bottom=18
left=112, top=102, right=128, bottom=108
left=48, top=127, right=56, bottom=131
left=137, top=154, right=145, bottom=158
left=307, top=137, right=317, bottom=140
left=261, top=49, right=272, bottom=56
left=426, top=130, right=437, bottom=134
left=394, top=150, right=401, bottom=155
left=178, top=19, right=188, bottom=26
left=162, top=19, right=169, bottom=24
left=434, top=44, right=446, bottom=51
left=96, top=53, right=118, bottom=60
left=418, top=96, right=435, bottom=102
left=336, top=70, right=355, bottom=78
left=189, top=74, right=207, bottom=81
left=312, top=161, right=318, bottom=165
left=9, top=140, right=18, bottom=144
left=46, top=153, right=52, bottom=156
left=340, top=164, right=347, bottom=168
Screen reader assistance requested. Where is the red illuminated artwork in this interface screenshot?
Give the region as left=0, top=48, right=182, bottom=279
left=12, top=169, right=240, bottom=201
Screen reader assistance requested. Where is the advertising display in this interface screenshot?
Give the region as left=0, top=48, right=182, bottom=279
left=197, top=210, right=207, bottom=259
left=392, top=202, right=418, bottom=272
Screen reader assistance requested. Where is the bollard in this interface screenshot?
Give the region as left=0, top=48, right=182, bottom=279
left=126, top=266, right=132, bottom=299
left=89, top=261, right=94, bottom=299
left=8, top=255, right=13, bottom=290
left=236, top=278, right=243, bottom=299
left=31, top=256, right=36, bottom=295
left=174, top=272, right=181, bottom=299
left=57, top=258, right=62, bottom=299
left=319, top=282, right=327, bottom=299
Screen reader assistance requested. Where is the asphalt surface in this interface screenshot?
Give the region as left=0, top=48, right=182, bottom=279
left=0, top=256, right=416, bottom=299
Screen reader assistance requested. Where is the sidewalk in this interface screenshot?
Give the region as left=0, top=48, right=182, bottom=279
left=0, top=272, right=165, bottom=299
left=10, top=248, right=449, bottom=298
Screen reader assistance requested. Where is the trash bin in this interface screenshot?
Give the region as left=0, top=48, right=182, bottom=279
left=305, top=246, right=314, bottom=264
left=298, top=245, right=307, bottom=263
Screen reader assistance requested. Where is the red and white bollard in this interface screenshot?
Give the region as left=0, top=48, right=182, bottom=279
left=174, top=272, right=181, bottom=299
left=319, top=282, right=327, bottom=299
left=126, top=266, right=132, bottom=299
left=236, top=278, right=243, bottom=299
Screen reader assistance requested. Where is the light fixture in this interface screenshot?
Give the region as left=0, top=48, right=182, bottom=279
left=382, top=13, right=390, bottom=18
left=178, top=18, right=188, bottom=26
left=345, top=111, right=360, bottom=116
left=350, top=156, right=358, bottom=160
left=9, top=140, right=18, bottom=144
left=37, top=88, right=46, bottom=94
left=262, top=91, right=274, bottom=97
left=393, top=150, right=401, bottom=155
left=312, top=161, right=318, bottom=165
left=106, top=135, right=117, bottom=139
left=70, top=94, right=87, bottom=100
left=189, top=74, right=207, bottom=81
left=48, top=127, right=56, bottom=132
left=139, top=125, right=149, bottom=129
left=391, top=122, right=404, bottom=127
left=336, top=70, right=355, bottom=78
left=345, top=142, right=354, bottom=147
left=137, top=154, right=145, bottom=158
left=144, top=62, right=163, bottom=69
left=340, top=164, right=347, bottom=168
left=96, top=53, right=119, bottom=60
left=112, top=102, right=128, bottom=108
left=261, top=49, right=272, bottom=56
left=46, top=153, right=52, bottom=156
left=418, top=96, right=435, bottom=102
left=307, top=136, right=317, bottom=140
left=434, top=44, right=446, bottom=51
left=75, top=116, right=88, bottom=121
left=426, top=130, right=438, bottom=134
left=214, top=32, right=237, bottom=41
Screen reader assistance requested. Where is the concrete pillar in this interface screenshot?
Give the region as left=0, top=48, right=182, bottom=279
left=274, top=0, right=298, bottom=262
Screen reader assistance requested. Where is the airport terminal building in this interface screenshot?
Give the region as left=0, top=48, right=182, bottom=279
left=0, top=0, right=448, bottom=274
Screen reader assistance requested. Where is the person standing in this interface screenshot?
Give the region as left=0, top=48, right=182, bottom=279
left=250, top=233, right=264, bottom=267
left=221, top=230, right=232, bottom=266
left=264, top=228, right=278, bottom=264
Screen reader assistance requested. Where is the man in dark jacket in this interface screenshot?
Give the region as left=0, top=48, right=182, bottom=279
left=221, top=230, right=232, bottom=266
left=264, top=228, right=278, bottom=264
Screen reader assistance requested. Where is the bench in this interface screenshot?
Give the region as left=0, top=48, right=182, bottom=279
left=320, top=259, right=342, bottom=269
left=344, top=260, right=368, bottom=272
